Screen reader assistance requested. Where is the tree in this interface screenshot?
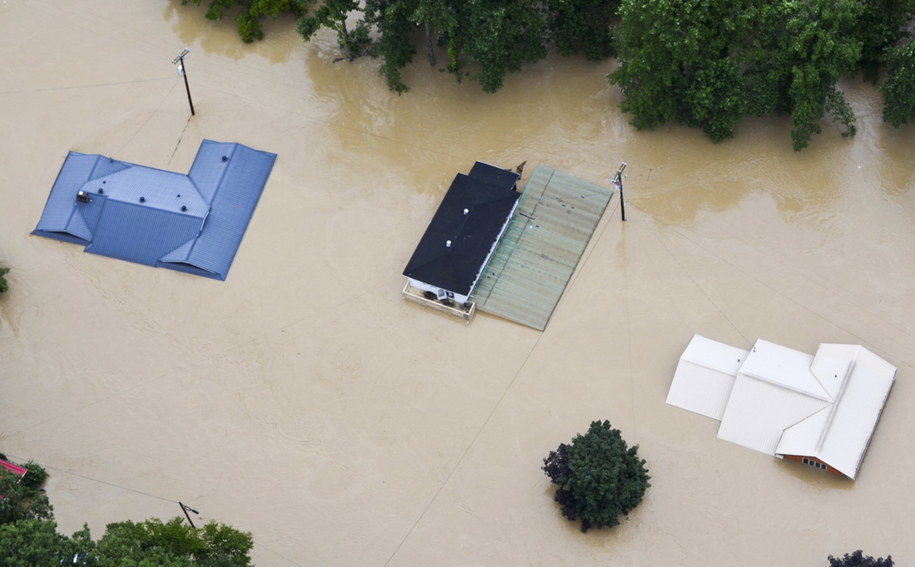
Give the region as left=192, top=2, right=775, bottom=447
left=546, top=0, right=619, bottom=61
left=0, top=519, right=88, bottom=567
left=827, top=550, right=894, bottom=567
left=542, top=420, right=650, bottom=532
left=1, top=459, right=253, bottom=566
left=0, top=267, right=9, bottom=293
left=296, top=0, right=624, bottom=93
left=779, top=0, right=862, bottom=151
left=182, top=0, right=308, bottom=42
left=297, top=0, right=371, bottom=60
left=610, top=0, right=864, bottom=150
left=95, top=518, right=253, bottom=567
left=853, top=0, right=915, bottom=83
left=0, top=465, right=53, bottom=526
left=882, top=40, right=915, bottom=127
left=609, top=0, right=758, bottom=142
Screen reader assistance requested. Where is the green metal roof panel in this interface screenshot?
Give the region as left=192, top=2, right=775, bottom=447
left=471, top=165, right=612, bottom=330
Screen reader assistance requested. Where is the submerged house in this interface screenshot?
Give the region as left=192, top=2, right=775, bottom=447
left=33, top=139, right=276, bottom=281
left=402, top=162, right=520, bottom=304
left=666, top=334, right=896, bottom=479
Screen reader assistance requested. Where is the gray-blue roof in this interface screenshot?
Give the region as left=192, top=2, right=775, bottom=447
left=33, top=139, right=276, bottom=280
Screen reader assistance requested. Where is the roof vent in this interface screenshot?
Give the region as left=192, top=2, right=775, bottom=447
left=446, top=240, right=452, bottom=248
left=76, top=190, right=90, bottom=203
left=181, top=205, right=187, bottom=212
left=97, top=188, right=104, bottom=194
left=463, top=208, right=469, bottom=215
left=222, top=156, right=228, bottom=162
left=139, top=196, right=146, bottom=203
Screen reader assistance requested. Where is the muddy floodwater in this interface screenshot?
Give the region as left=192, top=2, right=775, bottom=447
left=2, top=2, right=914, bottom=566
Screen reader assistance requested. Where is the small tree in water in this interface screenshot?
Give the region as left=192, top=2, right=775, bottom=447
left=828, top=550, right=894, bottom=567
left=542, top=420, right=650, bottom=532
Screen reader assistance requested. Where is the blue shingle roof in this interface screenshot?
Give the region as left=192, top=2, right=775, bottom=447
left=33, top=139, right=276, bottom=281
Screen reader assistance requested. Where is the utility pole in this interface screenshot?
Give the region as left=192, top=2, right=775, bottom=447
left=613, top=162, right=628, bottom=222
left=171, top=48, right=195, bottom=116
left=179, top=501, right=198, bottom=529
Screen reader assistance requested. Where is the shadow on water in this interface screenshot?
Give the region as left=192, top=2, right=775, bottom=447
left=162, top=0, right=300, bottom=64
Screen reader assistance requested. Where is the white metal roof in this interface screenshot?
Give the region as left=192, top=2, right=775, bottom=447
left=666, top=334, right=896, bottom=479
left=666, top=334, right=747, bottom=420
left=776, top=345, right=896, bottom=478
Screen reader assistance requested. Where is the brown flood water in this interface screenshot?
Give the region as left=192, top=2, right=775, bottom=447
left=1, top=2, right=914, bottom=565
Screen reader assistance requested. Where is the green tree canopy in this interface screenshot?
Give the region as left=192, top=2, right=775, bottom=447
left=610, top=0, right=865, bottom=150
left=1, top=459, right=253, bottom=566
left=0, top=466, right=53, bottom=526
left=182, top=0, right=309, bottom=42
left=881, top=40, right=915, bottom=127
left=0, top=519, right=90, bottom=567
left=828, top=550, right=894, bottom=567
left=184, top=0, right=915, bottom=147
left=0, top=517, right=253, bottom=567
left=95, top=517, right=253, bottom=567
left=296, top=0, right=620, bottom=93
left=542, top=420, right=650, bottom=532
left=0, top=267, right=9, bottom=293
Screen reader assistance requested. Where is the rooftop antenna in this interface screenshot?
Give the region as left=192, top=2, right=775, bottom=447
left=612, top=162, right=628, bottom=222
left=171, top=48, right=195, bottom=117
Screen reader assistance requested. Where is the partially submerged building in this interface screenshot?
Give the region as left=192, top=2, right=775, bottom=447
left=33, top=139, right=276, bottom=280
left=402, top=161, right=521, bottom=305
left=402, top=162, right=615, bottom=330
left=666, top=334, right=896, bottom=479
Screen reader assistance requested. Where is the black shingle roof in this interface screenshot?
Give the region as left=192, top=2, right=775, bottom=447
left=403, top=162, right=520, bottom=296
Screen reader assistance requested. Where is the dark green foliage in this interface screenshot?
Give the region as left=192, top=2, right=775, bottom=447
left=781, top=0, right=862, bottom=150
left=19, top=461, right=49, bottom=492
left=546, top=0, right=619, bottom=60
left=882, top=41, right=915, bottom=127
left=97, top=518, right=251, bottom=567
left=444, top=0, right=549, bottom=93
left=297, top=0, right=369, bottom=59
left=0, top=517, right=253, bottom=567
left=0, top=519, right=80, bottom=567
left=0, top=267, right=8, bottom=293
left=828, top=550, right=894, bottom=567
left=295, top=0, right=621, bottom=93
left=95, top=517, right=253, bottom=567
left=1, top=460, right=253, bottom=566
left=853, top=0, right=915, bottom=83
left=182, top=0, right=308, bottom=42
left=183, top=0, right=914, bottom=146
left=610, top=0, right=757, bottom=140
left=542, top=420, right=650, bottom=532
left=611, top=0, right=867, bottom=151
left=0, top=469, right=53, bottom=526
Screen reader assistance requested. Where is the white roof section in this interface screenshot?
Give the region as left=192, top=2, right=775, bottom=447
left=666, top=335, right=748, bottom=420
left=737, top=339, right=830, bottom=401
left=667, top=335, right=896, bottom=479
left=776, top=345, right=896, bottom=478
